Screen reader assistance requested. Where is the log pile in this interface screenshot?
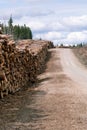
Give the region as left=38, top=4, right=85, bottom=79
left=0, top=35, right=54, bottom=98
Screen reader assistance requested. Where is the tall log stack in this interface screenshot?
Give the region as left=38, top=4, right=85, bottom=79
left=0, top=35, right=54, bottom=98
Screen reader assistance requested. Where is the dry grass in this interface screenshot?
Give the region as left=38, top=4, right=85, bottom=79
left=73, top=47, right=87, bottom=67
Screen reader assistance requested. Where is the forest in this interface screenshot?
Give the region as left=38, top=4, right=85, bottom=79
left=0, top=16, right=32, bottom=40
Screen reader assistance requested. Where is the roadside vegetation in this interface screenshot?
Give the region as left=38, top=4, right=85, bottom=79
left=56, top=42, right=87, bottom=68
left=73, top=44, right=87, bottom=67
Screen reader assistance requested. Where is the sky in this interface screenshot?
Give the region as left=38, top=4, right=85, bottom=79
left=0, top=0, right=87, bottom=45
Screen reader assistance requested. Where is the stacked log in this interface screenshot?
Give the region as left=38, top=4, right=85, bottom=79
left=0, top=36, right=54, bottom=98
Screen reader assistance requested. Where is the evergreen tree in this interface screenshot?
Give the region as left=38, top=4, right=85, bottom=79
left=27, top=27, right=32, bottom=39
left=2, top=16, right=33, bottom=40
left=13, top=24, right=32, bottom=40
left=8, top=15, right=13, bottom=35
left=13, top=25, right=20, bottom=40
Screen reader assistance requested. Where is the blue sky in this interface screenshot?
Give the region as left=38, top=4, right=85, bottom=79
left=0, top=0, right=87, bottom=45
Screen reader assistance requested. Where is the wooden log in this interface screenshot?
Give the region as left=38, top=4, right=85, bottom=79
left=0, top=35, right=54, bottom=98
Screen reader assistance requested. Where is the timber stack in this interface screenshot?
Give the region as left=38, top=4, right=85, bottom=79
left=0, top=35, right=54, bottom=98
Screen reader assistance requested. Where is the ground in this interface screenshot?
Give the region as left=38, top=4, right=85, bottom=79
left=0, top=48, right=87, bottom=130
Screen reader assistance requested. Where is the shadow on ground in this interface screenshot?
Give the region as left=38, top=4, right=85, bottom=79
left=0, top=86, right=48, bottom=130
left=0, top=50, right=53, bottom=130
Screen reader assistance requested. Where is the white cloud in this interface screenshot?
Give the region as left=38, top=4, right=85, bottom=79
left=67, top=32, right=87, bottom=41
left=45, top=32, right=62, bottom=40
left=1, top=0, right=87, bottom=45
left=13, top=14, right=87, bottom=45
left=35, top=31, right=62, bottom=40
left=14, top=16, right=46, bottom=32
left=58, top=31, right=87, bottom=45
left=63, top=15, right=86, bottom=25
left=61, top=15, right=87, bottom=31
left=28, top=21, right=46, bottom=31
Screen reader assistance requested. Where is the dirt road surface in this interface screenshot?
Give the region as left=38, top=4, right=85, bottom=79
left=0, top=48, right=87, bottom=130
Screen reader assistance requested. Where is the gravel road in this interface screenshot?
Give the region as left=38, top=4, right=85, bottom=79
left=0, top=48, right=87, bottom=130
left=60, top=48, right=87, bottom=93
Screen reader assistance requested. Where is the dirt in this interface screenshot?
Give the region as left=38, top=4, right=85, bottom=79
left=0, top=48, right=87, bottom=130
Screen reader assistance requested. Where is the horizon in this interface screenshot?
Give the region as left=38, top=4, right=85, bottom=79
left=0, top=0, right=87, bottom=45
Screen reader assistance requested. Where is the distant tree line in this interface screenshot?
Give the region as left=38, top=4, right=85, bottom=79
left=13, top=24, right=32, bottom=40
left=1, top=15, right=32, bottom=40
